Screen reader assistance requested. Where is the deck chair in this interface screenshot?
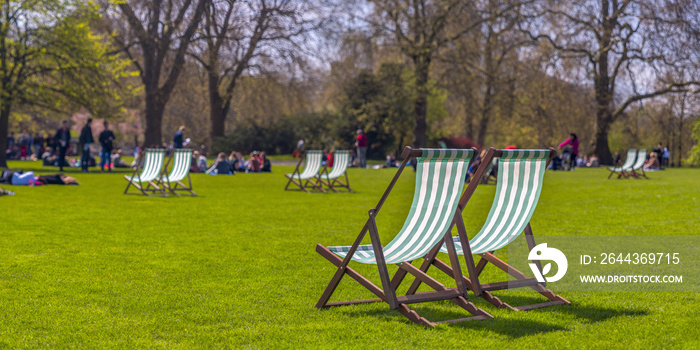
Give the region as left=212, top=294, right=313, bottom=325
left=285, top=150, right=324, bottom=193
left=124, top=148, right=167, bottom=196
left=627, top=149, right=648, bottom=179
left=159, top=148, right=197, bottom=196
left=316, top=147, right=493, bottom=327
left=608, top=149, right=637, bottom=179
left=318, top=150, right=353, bottom=192
left=409, top=148, right=570, bottom=311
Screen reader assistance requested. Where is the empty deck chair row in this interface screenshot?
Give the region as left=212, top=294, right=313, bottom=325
left=608, top=148, right=648, bottom=179
left=124, top=148, right=197, bottom=196
left=315, top=147, right=570, bottom=327
left=285, top=150, right=353, bottom=193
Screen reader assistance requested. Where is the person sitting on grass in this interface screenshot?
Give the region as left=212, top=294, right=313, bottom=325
left=644, top=152, right=660, bottom=171
left=586, top=154, right=600, bottom=167
left=41, top=148, right=55, bottom=166
left=465, top=149, right=487, bottom=182
left=111, top=149, right=129, bottom=168
left=247, top=151, right=261, bottom=173
left=206, top=152, right=232, bottom=175
left=260, top=152, right=271, bottom=172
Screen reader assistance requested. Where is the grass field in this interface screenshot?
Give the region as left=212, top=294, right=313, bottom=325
left=1, top=160, right=699, bottom=348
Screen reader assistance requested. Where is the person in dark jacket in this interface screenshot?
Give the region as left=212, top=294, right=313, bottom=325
left=99, top=120, right=116, bottom=172
left=173, top=125, right=185, bottom=149
left=54, top=120, right=71, bottom=171
left=79, top=118, right=94, bottom=172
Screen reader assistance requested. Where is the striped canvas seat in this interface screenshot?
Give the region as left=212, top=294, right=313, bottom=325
left=124, top=148, right=167, bottom=196
left=286, top=150, right=323, bottom=180
left=609, top=149, right=637, bottom=172
left=329, top=149, right=474, bottom=264
left=440, top=149, right=549, bottom=255
left=127, top=148, right=165, bottom=183
left=630, top=149, right=646, bottom=171
left=160, top=149, right=192, bottom=183
left=319, top=150, right=349, bottom=180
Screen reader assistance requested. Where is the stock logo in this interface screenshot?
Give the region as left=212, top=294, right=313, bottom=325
left=528, top=243, right=568, bottom=283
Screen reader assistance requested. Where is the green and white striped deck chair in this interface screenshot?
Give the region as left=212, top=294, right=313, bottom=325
left=410, top=148, right=570, bottom=311
left=627, top=149, right=648, bottom=179
left=318, top=150, right=353, bottom=192
left=608, top=149, right=637, bottom=179
left=316, top=147, right=493, bottom=327
left=124, top=148, right=167, bottom=196
left=159, top=148, right=197, bottom=196
left=285, top=150, right=324, bottom=193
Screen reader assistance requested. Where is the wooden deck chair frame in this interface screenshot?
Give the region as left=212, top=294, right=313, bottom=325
left=608, top=149, right=637, bottom=179
left=316, top=146, right=494, bottom=327
left=124, top=148, right=168, bottom=196
left=408, top=148, right=570, bottom=312
left=627, top=149, right=648, bottom=179
left=318, top=150, right=353, bottom=192
left=159, top=148, right=197, bottom=196
left=285, top=150, right=325, bottom=193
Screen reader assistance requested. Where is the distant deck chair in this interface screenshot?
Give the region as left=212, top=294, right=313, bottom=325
left=124, top=148, right=167, bottom=196
left=318, top=150, right=353, bottom=192
left=410, top=148, right=570, bottom=311
left=608, top=149, right=637, bottom=179
left=159, top=148, right=197, bottom=196
left=627, top=149, right=648, bottom=179
left=285, top=150, right=325, bottom=193
left=316, top=147, right=493, bottom=326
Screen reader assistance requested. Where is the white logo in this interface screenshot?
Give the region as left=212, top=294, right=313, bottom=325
left=528, top=243, right=568, bottom=283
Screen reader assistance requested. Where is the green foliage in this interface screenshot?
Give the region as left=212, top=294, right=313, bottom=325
left=1, top=162, right=699, bottom=347
left=339, top=63, right=414, bottom=157
left=0, top=0, right=133, bottom=166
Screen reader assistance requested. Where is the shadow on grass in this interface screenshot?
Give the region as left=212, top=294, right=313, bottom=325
left=492, top=294, right=648, bottom=323
left=333, top=304, right=565, bottom=337
left=328, top=294, right=646, bottom=337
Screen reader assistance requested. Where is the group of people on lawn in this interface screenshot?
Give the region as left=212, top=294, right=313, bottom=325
left=199, top=151, right=272, bottom=175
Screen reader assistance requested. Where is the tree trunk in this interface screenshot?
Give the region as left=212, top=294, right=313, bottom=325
left=413, top=59, right=430, bottom=148
left=144, top=88, right=164, bottom=147
left=209, top=73, right=226, bottom=139
left=0, top=102, right=10, bottom=168
left=593, top=108, right=614, bottom=165
left=476, top=81, right=494, bottom=146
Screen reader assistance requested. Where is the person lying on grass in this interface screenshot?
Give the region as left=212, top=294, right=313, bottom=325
left=0, top=169, right=79, bottom=186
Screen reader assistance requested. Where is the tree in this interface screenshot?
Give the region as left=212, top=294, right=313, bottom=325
left=363, top=0, right=488, bottom=148
left=437, top=0, right=528, bottom=145
left=0, top=0, right=128, bottom=167
left=523, top=0, right=700, bottom=164
left=191, top=0, right=318, bottom=140
left=108, top=0, right=208, bottom=146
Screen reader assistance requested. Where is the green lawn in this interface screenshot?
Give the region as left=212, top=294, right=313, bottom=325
left=1, top=161, right=699, bottom=348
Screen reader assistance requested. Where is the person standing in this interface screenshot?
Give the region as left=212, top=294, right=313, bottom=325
left=79, top=118, right=94, bottom=172
left=355, top=129, right=367, bottom=168
left=662, top=145, right=670, bottom=169
left=99, top=120, right=116, bottom=172
left=173, top=125, right=185, bottom=149
left=558, top=133, right=579, bottom=170
left=54, top=120, right=71, bottom=171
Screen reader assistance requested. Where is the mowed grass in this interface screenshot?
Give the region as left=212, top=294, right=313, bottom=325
left=1, top=160, right=699, bottom=349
